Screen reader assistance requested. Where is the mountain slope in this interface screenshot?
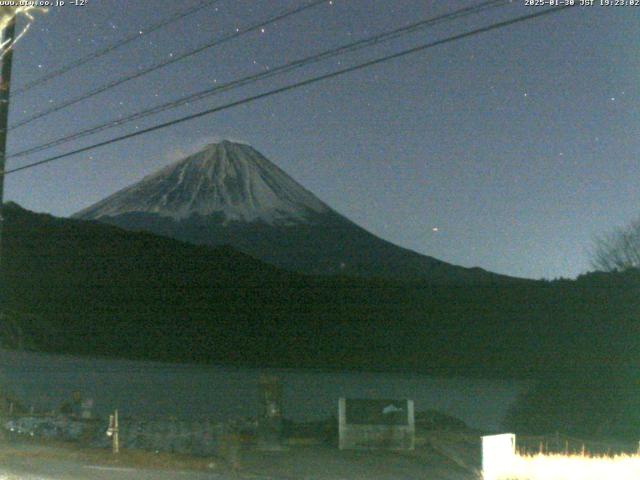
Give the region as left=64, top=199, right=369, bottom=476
left=73, top=140, right=512, bottom=283
left=5, top=203, right=640, bottom=380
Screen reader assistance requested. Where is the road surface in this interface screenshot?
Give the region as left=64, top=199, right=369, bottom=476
left=0, top=438, right=478, bottom=479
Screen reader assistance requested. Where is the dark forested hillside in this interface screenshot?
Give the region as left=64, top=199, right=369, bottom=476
left=3, top=203, right=639, bottom=382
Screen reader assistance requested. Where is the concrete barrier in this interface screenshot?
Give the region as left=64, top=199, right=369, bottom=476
left=481, top=433, right=516, bottom=480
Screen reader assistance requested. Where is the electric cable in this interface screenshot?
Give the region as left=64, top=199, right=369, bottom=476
left=3, top=5, right=575, bottom=177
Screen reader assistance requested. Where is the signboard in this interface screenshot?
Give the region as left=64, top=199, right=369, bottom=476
left=338, top=397, right=415, bottom=450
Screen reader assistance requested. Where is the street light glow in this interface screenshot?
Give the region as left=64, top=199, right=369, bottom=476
left=0, top=6, right=46, bottom=58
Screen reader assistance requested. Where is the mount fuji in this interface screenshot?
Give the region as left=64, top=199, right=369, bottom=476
left=74, top=140, right=506, bottom=283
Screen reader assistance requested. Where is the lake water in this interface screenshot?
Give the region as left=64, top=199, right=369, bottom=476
left=0, top=349, right=527, bottom=431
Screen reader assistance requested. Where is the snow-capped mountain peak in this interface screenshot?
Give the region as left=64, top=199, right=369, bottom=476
left=74, top=140, right=329, bottom=225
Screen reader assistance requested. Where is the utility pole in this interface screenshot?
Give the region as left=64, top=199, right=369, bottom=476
left=0, top=13, right=14, bottom=430
left=0, top=15, right=15, bottom=313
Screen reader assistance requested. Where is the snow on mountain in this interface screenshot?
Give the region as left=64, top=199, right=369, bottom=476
left=74, top=140, right=329, bottom=225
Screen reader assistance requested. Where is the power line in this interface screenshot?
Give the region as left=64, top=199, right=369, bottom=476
left=12, top=0, right=222, bottom=96
left=8, top=0, right=511, bottom=161
left=8, top=0, right=328, bottom=130
left=2, top=5, right=575, bottom=177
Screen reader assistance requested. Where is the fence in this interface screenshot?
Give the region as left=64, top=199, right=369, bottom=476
left=91, top=416, right=227, bottom=456
left=4, top=413, right=239, bottom=457
left=482, top=433, right=640, bottom=480
left=515, top=432, right=638, bottom=457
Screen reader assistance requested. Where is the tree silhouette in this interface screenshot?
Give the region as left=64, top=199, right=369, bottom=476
left=592, top=217, right=640, bottom=272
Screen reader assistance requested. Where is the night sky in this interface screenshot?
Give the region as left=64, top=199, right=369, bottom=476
left=3, top=0, right=639, bottom=280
